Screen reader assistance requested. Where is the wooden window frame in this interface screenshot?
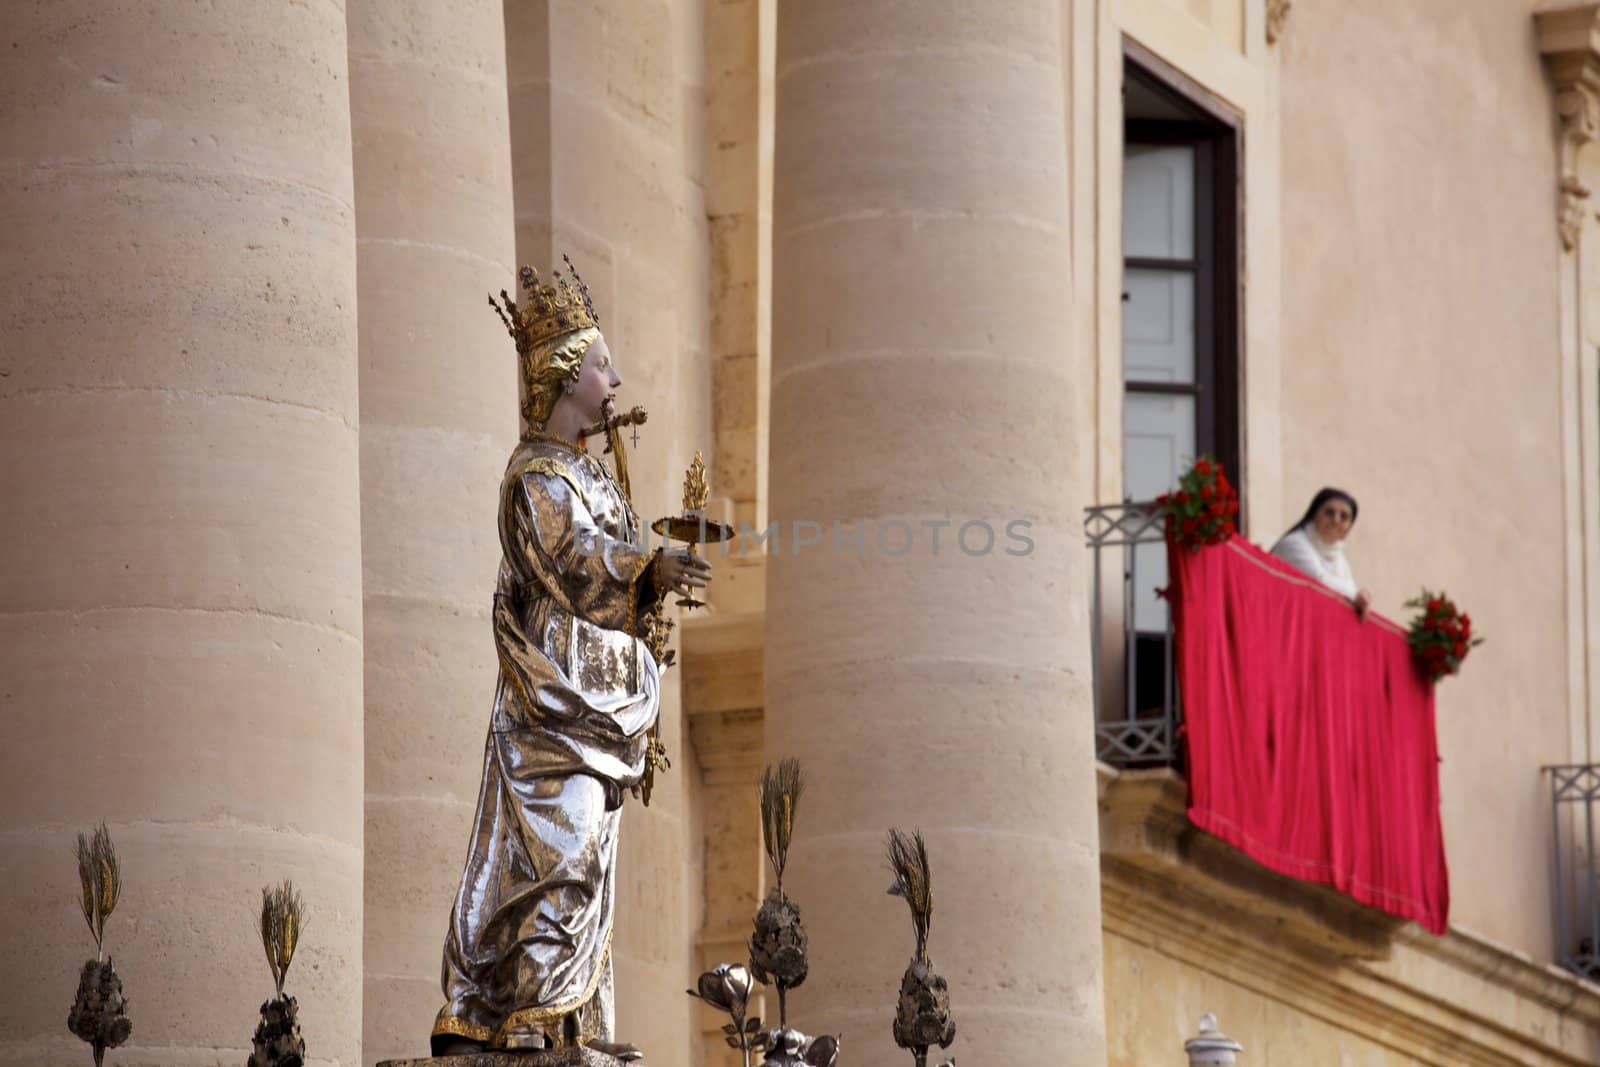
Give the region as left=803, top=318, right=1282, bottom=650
left=1123, top=45, right=1244, bottom=510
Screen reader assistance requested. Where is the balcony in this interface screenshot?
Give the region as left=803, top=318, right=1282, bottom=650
left=1546, top=764, right=1600, bottom=981
left=1087, top=499, right=1402, bottom=958
left=1084, top=500, right=1180, bottom=767
left=1087, top=498, right=1451, bottom=942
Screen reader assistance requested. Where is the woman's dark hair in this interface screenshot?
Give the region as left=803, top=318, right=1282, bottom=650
left=1284, top=487, right=1358, bottom=540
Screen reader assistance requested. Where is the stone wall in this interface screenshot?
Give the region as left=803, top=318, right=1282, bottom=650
left=1278, top=0, right=1566, bottom=958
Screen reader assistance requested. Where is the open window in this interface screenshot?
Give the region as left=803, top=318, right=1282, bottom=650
left=1122, top=48, right=1241, bottom=506
left=1109, top=46, right=1243, bottom=757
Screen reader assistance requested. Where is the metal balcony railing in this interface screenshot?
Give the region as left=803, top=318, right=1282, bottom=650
left=1084, top=500, right=1181, bottom=767
left=1545, top=763, right=1600, bottom=980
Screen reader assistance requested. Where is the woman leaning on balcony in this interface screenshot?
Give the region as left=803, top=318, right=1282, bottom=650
left=1271, top=488, right=1374, bottom=620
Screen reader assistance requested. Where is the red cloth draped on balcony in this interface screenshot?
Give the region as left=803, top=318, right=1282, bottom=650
left=1169, top=537, right=1449, bottom=935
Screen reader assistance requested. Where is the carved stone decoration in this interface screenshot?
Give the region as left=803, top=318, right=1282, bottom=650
left=1562, top=172, right=1594, bottom=252
left=1535, top=3, right=1600, bottom=251
left=1266, top=0, right=1291, bottom=45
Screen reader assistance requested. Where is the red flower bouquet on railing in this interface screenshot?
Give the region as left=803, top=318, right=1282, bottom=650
left=1404, top=590, right=1484, bottom=682
left=1156, top=457, right=1240, bottom=550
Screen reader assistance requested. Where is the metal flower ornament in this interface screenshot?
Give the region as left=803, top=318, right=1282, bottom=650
left=687, top=963, right=761, bottom=1067
left=758, top=1025, right=840, bottom=1067
left=887, top=829, right=955, bottom=1067
left=750, top=758, right=809, bottom=1025
left=67, top=824, right=132, bottom=1067
left=690, top=757, right=839, bottom=1067
left=687, top=960, right=841, bottom=1067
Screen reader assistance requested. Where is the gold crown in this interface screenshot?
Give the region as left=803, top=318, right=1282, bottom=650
left=489, top=255, right=600, bottom=352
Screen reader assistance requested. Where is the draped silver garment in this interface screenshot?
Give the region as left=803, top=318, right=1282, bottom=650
left=432, top=437, right=660, bottom=1052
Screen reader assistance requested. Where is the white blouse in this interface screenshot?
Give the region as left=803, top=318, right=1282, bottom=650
left=1270, top=525, right=1359, bottom=600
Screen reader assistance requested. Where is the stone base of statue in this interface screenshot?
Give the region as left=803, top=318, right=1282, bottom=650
left=376, top=1051, right=632, bottom=1067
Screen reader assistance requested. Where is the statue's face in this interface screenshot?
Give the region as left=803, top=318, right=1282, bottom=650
left=573, top=333, right=621, bottom=424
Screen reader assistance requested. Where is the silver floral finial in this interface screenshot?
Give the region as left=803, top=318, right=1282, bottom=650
left=687, top=963, right=760, bottom=1067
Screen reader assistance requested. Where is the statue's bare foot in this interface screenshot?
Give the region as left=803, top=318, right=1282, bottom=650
left=586, top=1039, right=644, bottom=1062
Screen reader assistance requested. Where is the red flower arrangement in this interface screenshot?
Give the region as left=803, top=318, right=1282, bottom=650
left=1404, top=589, right=1484, bottom=682
left=1156, top=456, right=1240, bottom=550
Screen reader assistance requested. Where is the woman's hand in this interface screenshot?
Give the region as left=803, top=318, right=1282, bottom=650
left=1353, top=587, right=1373, bottom=621
left=656, top=550, right=713, bottom=598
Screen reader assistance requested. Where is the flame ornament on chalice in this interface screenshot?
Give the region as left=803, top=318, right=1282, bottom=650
left=887, top=829, right=955, bottom=1067
left=68, top=824, right=131, bottom=1067
left=650, top=450, right=732, bottom=611
left=249, top=880, right=307, bottom=1067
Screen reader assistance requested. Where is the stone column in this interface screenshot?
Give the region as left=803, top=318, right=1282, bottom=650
left=706, top=0, right=775, bottom=615
left=346, top=2, right=516, bottom=1062
left=765, top=3, right=1108, bottom=1064
left=0, top=4, right=363, bottom=1066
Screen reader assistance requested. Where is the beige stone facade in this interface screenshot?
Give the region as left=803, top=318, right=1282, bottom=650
left=7, top=1, right=1600, bottom=1065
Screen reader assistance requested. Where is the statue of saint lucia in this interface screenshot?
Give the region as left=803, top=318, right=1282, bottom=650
left=430, top=260, right=711, bottom=1057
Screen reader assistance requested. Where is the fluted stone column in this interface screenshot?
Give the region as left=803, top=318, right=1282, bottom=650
left=0, top=4, right=363, bottom=1065
left=346, top=2, right=516, bottom=1062
left=765, top=3, right=1108, bottom=1064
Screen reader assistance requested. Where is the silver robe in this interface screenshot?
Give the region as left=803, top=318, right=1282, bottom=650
left=433, top=436, right=661, bottom=1052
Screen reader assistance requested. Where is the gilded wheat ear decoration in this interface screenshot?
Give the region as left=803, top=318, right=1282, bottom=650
left=886, top=829, right=932, bottom=962
left=887, top=828, right=954, bottom=1067
left=258, top=880, right=305, bottom=997
left=74, top=823, right=120, bottom=959
left=68, top=824, right=131, bottom=1067
left=250, top=880, right=308, bottom=1067
left=759, top=757, right=805, bottom=889
left=751, top=757, right=810, bottom=1026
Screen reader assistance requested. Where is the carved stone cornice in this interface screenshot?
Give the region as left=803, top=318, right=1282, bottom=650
left=1535, top=3, right=1600, bottom=250
left=1266, top=0, right=1291, bottom=46
left=1098, top=768, right=1404, bottom=962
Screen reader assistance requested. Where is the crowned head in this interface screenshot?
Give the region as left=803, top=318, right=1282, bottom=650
left=489, top=256, right=605, bottom=431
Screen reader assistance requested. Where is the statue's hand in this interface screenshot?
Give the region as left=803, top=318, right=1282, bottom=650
left=657, top=550, right=712, bottom=597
